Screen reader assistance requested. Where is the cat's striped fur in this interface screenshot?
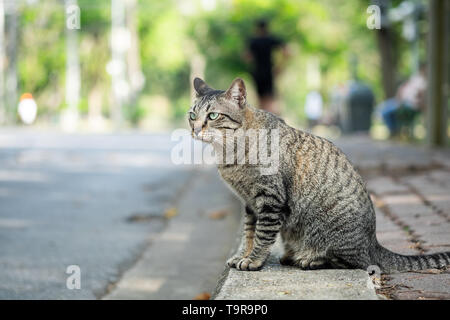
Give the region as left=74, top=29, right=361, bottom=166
left=188, top=77, right=450, bottom=273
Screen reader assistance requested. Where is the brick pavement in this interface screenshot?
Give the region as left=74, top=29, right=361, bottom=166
left=366, top=171, right=450, bottom=299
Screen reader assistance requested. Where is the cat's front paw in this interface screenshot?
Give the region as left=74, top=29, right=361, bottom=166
left=226, top=256, right=243, bottom=268
left=236, top=258, right=263, bottom=271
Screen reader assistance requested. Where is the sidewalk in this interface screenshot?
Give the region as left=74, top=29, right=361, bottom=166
left=334, top=136, right=450, bottom=299
left=328, top=136, right=450, bottom=299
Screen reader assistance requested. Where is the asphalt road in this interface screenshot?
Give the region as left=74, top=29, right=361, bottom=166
left=0, top=130, right=193, bottom=299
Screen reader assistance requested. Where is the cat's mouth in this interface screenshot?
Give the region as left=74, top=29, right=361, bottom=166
left=192, top=131, right=214, bottom=143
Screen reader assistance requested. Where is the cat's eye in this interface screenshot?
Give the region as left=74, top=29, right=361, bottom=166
left=189, top=112, right=196, bottom=120
left=208, top=112, right=219, bottom=120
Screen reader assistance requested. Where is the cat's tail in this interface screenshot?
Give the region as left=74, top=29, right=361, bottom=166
left=372, top=243, right=450, bottom=273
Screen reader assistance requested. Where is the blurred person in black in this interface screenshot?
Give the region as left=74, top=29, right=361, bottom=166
left=245, top=19, right=289, bottom=115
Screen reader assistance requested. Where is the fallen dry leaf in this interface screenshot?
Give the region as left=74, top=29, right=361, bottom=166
left=193, top=292, right=211, bottom=300
left=127, top=212, right=165, bottom=223
left=208, top=209, right=230, bottom=220
left=408, top=243, right=422, bottom=250
left=164, top=207, right=178, bottom=219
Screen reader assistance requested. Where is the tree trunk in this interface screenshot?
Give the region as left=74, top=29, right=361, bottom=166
left=63, top=0, right=81, bottom=130
left=0, top=1, right=5, bottom=124
left=126, top=0, right=144, bottom=103
left=5, top=1, right=18, bottom=124
left=110, top=0, right=129, bottom=129
left=374, top=0, right=398, bottom=99
left=426, top=0, right=449, bottom=146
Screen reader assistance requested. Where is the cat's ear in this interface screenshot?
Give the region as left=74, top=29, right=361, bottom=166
left=225, top=78, right=246, bottom=108
left=193, top=77, right=214, bottom=96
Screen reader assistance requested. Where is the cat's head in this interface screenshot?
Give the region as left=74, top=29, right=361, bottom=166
left=188, top=77, right=247, bottom=143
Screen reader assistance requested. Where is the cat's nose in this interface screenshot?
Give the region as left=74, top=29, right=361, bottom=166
left=194, top=127, right=202, bottom=136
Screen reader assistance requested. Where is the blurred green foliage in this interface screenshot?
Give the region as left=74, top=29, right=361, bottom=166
left=14, top=0, right=427, bottom=128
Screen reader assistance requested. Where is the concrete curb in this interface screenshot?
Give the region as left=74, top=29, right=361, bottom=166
left=210, top=224, right=242, bottom=300
left=213, top=226, right=379, bottom=300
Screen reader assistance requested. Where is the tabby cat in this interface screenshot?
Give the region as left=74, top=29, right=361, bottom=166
left=188, top=77, right=450, bottom=273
